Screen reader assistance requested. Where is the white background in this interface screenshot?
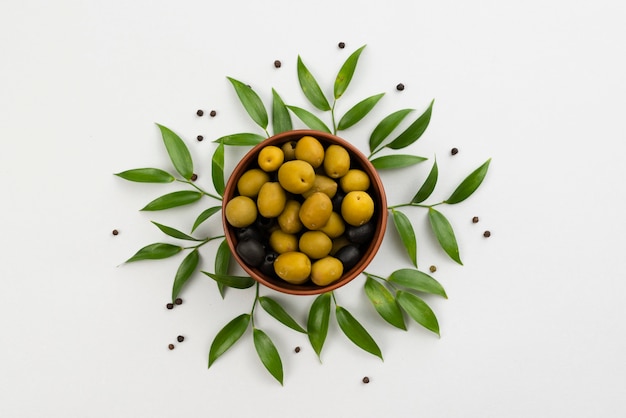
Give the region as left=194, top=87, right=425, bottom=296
left=2, top=0, right=625, bottom=417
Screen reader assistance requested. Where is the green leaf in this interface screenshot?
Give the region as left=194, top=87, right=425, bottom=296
left=253, top=328, right=284, bottom=385
left=297, top=56, right=331, bottom=111
left=213, top=133, right=265, bottom=146
left=286, top=105, right=332, bottom=133
left=151, top=221, right=203, bottom=241
left=388, top=269, right=447, bottom=298
left=391, top=209, right=417, bottom=267
left=202, top=272, right=255, bottom=289
left=370, top=154, right=427, bottom=170
left=156, top=124, right=194, bottom=180
left=125, top=243, right=182, bottom=263
left=226, top=77, right=268, bottom=129
left=396, top=291, right=440, bottom=336
left=411, top=159, right=438, bottom=203
left=171, top=249, right=199, bottom=301
left=335, top=306, right=383, bottom=360
left=428, top=207, right=462, bottom=265
left=364, top=276, right=406, bottom=330
left=114, top=168, right=175, bottom=183
left=337, top=93, right=385, bottom=131
left=208, top=313, right=251, bottom=368
left=445, top=158, right=492, bottom=204
left=259, top=296, right=306, bottom=333
left=211, top=140, right=225, bottom=197
left=386, top=100, right=434, bottom=150
left=307, top=293, right=331, bottom=360
left=369, top=109, right=414, bottom=154
left=334, top=45, right=366, bottom=100
left=191, top=206, right=221, bottom=232
left=214, top=239, right=232, bottom=297
left=271, top=89, right=293, bottom=135
left=140, top=191, right=202, bottom=211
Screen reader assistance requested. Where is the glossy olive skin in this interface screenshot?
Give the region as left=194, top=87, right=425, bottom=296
left=295, top=135, right=325, bottom=168
left=299, top=192, right=333, bottom=230
left=274, top=252, right=311, bottom=284
left=340, top=169, right=371, bottom=192
left=277, top=200, right=303, bottom=234
left=341, top=190, right=375, bottom=226
left=323, top=144, right=351, bottom=179
left=311, top=256, right=343, bottom=286
left=345, top=221, right=375, bottom=244
left=335, top=244, right=361, bottom=271
left=331, top=189, right=346, bottom=213
left=236, top=226, right=264, bottom=242
left=225, top=195, right=258, bottom=228
left=299, top=230, right=332, bottom=259
left=257, top=182, right=287, bottom=218
left=257, top=145, right=284, bottom=172
left=259, top=252, right=279, bottom=277
left=237, top=168, right=270, bottom=198
left=269, top=229, right=298, bottom=253
left=277, top=160, right=316, bottom=194
left=236, top=239, right=266, bottom=267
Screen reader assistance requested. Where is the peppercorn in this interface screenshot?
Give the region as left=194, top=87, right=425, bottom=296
left=274, top=60, right=281, bottom=68
left=429, top=265, right=437, bottom=273
left=168, top=344, right=175, bottom=350
left=451, top=147, right=459, bottom=155
left=196, top=109, right=204, bottom=116
left=112, top=229, right=119, bottom=236
left=197, top=135, right=204, bottom=142
left=294, top=346, right=301, bottom=353
left=190, top=174, right=198, bottom=181
left=472, top=216, right=479, bottom=223
left=177, top=335, right=184, bottom=343
left=209, top=110, right=217, bottom=117
left=174, top=298, right=183, bottom=305
left=396, top=83, right=405, bottom=91
left=362, top=377, right=370, bottom=384
left=483, top=231, right=491, bottom=237
left=338, top=42, right=346, bottom=49
left=166, top=303, right=174, bottom=310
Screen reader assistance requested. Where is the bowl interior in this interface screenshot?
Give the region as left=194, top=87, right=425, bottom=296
left=222, top=130, right=387, bottom=295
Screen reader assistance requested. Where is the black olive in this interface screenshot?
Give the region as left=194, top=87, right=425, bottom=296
left=255, top=216, right=276, bottom=235
left=335, top=245, right=361, bottom=271
left=237, top=226, right=263, bottom=242
left=332, top=189, right=346, bottom=213
left=236, top=239, right=266, bottom=267
left=259, top=252, right=279, bottom=277
left=345, top=222, right=375, bottom=244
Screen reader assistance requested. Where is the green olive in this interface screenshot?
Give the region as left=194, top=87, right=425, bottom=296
left=299, top=192, right=333, bottom=230
left=277, top=160, right=315, bottom=194
left=339, top=169, right=371, bottom=192
left=302, top=174, right=338, bottom=199
left=269, top=229, right=298, bottom=254
left=341, top=191, right=374, bottom=226
left=295, top=135, right=325, bottom=168
left=274, top=252, right=311, bottom=284
left=224, top=195, right=258, bottom=228
left=237, top=168, right=270, bottom=198
left=277, top=200, right=303, bottom=234
left=257, top=182, right=287, bottom=218
left=281, top=141, right=297, bottom=161
left=323, top=144, right=351, bottom=179
left=299, top=231, right=332, bottom=259
left=311, top=256, right=344, bottom=286
left=318, top=211, right=345, bottom=238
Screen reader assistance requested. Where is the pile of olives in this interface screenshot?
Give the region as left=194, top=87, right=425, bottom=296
left=224, top=135, right=377, bottom=287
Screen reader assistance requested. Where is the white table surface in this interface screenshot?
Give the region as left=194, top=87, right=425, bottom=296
left=2, top=0, right=625, bottom=416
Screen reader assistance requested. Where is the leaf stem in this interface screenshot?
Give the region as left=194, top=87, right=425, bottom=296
left=331, top=100, right=337, bottom=135
left=183, top=235, right=225, bottom=250
left=250, top=282, right=260, bottom=327
left=387, top=201, right=446, bottom=210
left=176, top=179, right=223, bottom=201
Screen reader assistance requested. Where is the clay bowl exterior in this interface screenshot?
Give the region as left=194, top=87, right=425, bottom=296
left=222, top=130, right=387, bottom=296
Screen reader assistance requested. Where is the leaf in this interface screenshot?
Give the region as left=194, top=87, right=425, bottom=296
left=202, top=272, right=255, bottom=289
left=411, top=159, right=438, bottom=203
left=156, top=124, right=194, bottom=180
left=171, top=249, right=200, bottom=301
left=208, top=313, right=251, bottom=368
left=334, top=45, right=366, bottom=100
left=369, top=109, right=414, bottom=154
left=445, top=158, right=492, bottom=204
left=364, top=276, right=406, bottom=330
left=114, top=168, right=175, bottom=183
left=271, top=89, right=293, bottom=135
left=307, top=293, right=331, bottom=360
left=151, top=221, right=203, bottom=241
left=191, top=206, right=221, bottom=232
left=386, top=100, right=434, bottom=150
left=297, top=56, right=331, bottom=111
left=214, top=239, right=232, bottom=297
left=140, top=190, right=202, bottom=211
left=391, top=209, right=417, bottom=267
left=259, top=296, right=306, bottom=333
left=370, top=154, right=427, bottom=170
left=226, top=77, right=268, bottom=129
left=286, top=105, right=332, bottom=133
left=253, top=328, right=284, bottom=385
left=396, top=291, right=440, bottom=336
left=336, top=306, right=383, bottom=360
left=213, top=133, right=265, bottom=146
left=211, top=140, right=225, bottom=197
left=337, top=93, right=385, bottom=131
left=428, top=207, right=462, bottom=265
left=388, top=269, right=447, bottom=298
left=125, top=243, right=182, bottom=263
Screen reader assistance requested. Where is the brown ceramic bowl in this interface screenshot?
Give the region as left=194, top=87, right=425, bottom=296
left=222, top=130, right=387, bottom=295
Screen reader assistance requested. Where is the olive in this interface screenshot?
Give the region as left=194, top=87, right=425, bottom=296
left=225, top=195, right=258, bottom=228
left=345, top=221, right=375, bottom=244
left=255, top=216, right=276, bottom=235
left=311, top=256, right=343, bottom=286
left=299, top=192, right=333, bottom=230
left=237, top=168, right=270, bottom=198
left=258, top=145, right=284, bottom=172
left=236, top=226, right=263, bottom=242
left=281, top=140, right=297, bottom=161
left=269, top=229, right=298, bottom=254
left=259, top=252, right=279, bottom=277
left=278, top=160, right=316, bottom=194
left=323, top=144, right=351, bottom=179
left=335, top=244, right=361, bottom=271
left=236, top=239, right=266, bottom=267
left=340, top=169, right=371, bottom=192
left=257, top=181, right=287, bottom=218
left=295, top=135, right=325, bottom=168
left=341, top=191, right=375, bottom=226
left=331, top=188, right=346, bottom=213
left=274, top=252, right=312, bottom=284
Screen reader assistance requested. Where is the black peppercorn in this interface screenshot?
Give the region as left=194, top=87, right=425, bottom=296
left=168, top=344, right=175, bottom=350
left=174, top=298, right=183, bottom=305
left=362, top=377, right=370, bottom=384
left=166, top=303, right=174, bottom=310
left=294, top=346, right=301, bottom=353
left=472, top=216, right=479, bottom=223
left=451, top=147, right=459, bottom=155
left=197, top=135, right=204, bottom=142
left=112, top=229, right=119, bottom=236
left=483, top=231, right=491, bottom=237
left=177, top=335, right=184, bottom=343
left=429, top=265, right=437, bottom=273
left=396, top=83, right=405, bottom=91
left=338, top=42, right=346, bottom=49
left=191, top=174, right=198, bottom=181
left=196, top=109, right=204, bottom=116
left=209, top=110, right=217, bottom=117
left=274, top=60, right=281, bottom=68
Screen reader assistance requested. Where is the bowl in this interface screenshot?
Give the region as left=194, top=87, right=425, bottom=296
left=222, top=130, right=387, bottom=295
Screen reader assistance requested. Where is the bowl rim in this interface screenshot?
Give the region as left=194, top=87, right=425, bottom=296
left=222, top=129, right=388, bottom=296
